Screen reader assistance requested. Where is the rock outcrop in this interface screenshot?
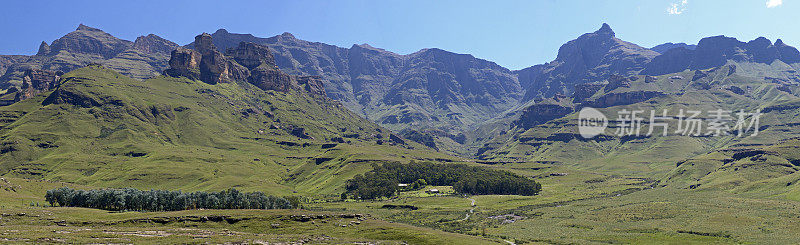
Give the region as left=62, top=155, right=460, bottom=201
left=572, top=82, right=606, bottom=102
left=584, top=91, right=665, bottom=108
left=514, top=102, right=574, bottom=128
left=294, top=75, right=326, bottom=96
left=164, top=47, right=202, bottom=80
left=166, top=34, right=325, bottom=96
left=226, top=42, right=276, bottom=69
left=164, top=33, right=249, bottom=84
left=245, top=64, right=294, bottom=91
left=36, top=41, right=51, bottom=56
left=197, top=33, right=250, bottom=84
left=605, top=74, right=633, bottom=91
left=13, top=69, right=62, bottom=102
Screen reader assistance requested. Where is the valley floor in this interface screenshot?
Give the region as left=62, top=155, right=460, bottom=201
left=4, top=160, right=800, bottom=244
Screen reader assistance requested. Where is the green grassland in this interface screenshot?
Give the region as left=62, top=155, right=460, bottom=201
left=0, top=65, right=464, bottom=197
left=304, top=162, right=800, bottom=244
left=0, top=176, right=504, bottom=244
left=6, top=161, right=800, bottom=244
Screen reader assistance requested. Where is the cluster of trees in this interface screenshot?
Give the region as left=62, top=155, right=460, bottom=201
left=45, top=187, right=292, bottom=211
left=344, top=161, right=541, bottom=199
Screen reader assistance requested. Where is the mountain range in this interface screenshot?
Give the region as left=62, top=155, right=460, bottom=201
left=1, top=23, right=799, bottom=171
left=0, top=24, right=178, bottom=85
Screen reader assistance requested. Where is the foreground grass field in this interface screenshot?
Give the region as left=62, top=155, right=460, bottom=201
left=5, top=158, right=800, bottom=244
left=0, top=207, right=503, bottom=244
left=307, top=161, right=800, bottom=244
left=0, top=178, right=501, bottom=244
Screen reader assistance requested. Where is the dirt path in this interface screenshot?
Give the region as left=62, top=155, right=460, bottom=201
left=459, top=198, right=476, bottom=221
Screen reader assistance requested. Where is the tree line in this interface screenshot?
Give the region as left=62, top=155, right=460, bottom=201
left=45, top=187, right=292, bottom=211
left=343, top=161, right=541, bottom=199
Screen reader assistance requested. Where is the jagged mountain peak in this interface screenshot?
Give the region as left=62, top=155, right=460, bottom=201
left=280, top=32, right=296, bottom=39
left=521, top=24, right=657, bottom=100
left=76, top=23, right=102, bottom=32
left=36, top=41, right=50, bottom=56
left=41, top=24, right=133, bottom=59
left=596, top=23, right=615, bottom=37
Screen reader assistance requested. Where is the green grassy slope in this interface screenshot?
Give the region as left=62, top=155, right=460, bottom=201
left=0, top=65, right=455, bottom=196
left=662, top=137, right=800, bottom=197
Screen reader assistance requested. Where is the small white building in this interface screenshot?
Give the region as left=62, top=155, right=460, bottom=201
left=426, top=188, right=439, bottom=194
left=398, top=183, right=409, bottom=187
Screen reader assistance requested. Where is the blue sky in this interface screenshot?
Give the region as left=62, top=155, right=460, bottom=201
left=0, top=0, right=795, bottom=69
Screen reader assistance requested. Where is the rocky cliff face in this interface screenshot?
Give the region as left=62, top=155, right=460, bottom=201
left=294, top=75, right=326, bottom=96
left=572, top=82, right=606, bottom=102
left=15, top=69, right=62, bottom=102
left=520, top=24, right=659, bottom=101
left=513, top=100, right=574, bottom=128
left=164, top=47, right=201, bottom=79
left=584, top=90, right=665, bottom=108
left=167, top=34, right=325, bottom=97
left=187, top=29, right=367, bottom=107
left=226, top=42, right=277, bottom=69
left=642, top=36, right=800, bottom=75
left=196, top=33, right=250, bottom=84
left=0, top=68, right=63, bottom=104
left=165, top=33, right=248, bottom=85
